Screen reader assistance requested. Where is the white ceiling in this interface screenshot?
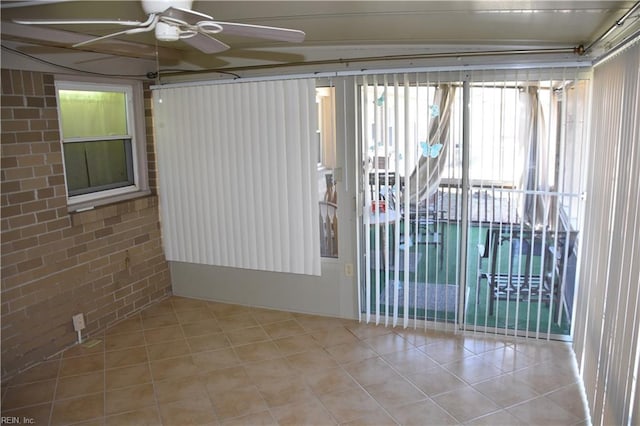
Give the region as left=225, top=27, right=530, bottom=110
left=2, top=1, right=639, bottom=80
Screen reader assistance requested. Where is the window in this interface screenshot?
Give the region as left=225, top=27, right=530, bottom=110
left=56, top=79, right=148, bottom=210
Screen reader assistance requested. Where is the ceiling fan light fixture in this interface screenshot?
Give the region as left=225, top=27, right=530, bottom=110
left=155, top=21, right=180, bottom=41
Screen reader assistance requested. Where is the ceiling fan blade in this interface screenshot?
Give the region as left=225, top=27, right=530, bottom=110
left=214, top=21, right=305, bottom=43
left=182, top=32, right=229, bottom=54
left=12, top=18, right=144, bottom=26
left=161, top=7, right=213, bottom=26
left=2, top=22, right=182, bottom=61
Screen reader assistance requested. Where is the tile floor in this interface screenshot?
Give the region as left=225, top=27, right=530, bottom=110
left=1, top=296, right=589, bottom=425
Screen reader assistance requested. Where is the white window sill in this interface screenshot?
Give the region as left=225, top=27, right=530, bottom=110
left=68, top=188, right=151, bottom=212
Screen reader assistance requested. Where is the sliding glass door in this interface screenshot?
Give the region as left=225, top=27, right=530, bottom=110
left=356, top=67, right=590, bottom=340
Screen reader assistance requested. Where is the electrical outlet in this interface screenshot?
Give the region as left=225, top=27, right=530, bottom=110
left=72, top=313, right=85, bottom=331
left=345, top=263, right=354, bottom=277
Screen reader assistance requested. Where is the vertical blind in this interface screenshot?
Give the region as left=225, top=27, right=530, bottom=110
left=573, top=39, right=640, bottom=425
left=153, top=79, right=321, bottom=276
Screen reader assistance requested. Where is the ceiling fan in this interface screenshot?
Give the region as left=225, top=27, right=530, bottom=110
left=12, top=0, right=306, bottom=54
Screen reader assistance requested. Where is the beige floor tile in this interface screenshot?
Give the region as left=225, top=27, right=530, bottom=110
left=157, top=395, right=217, bottom=426
left=254, top=376, right=315, bottom=407
left=233, top=341, right=282, bottom=362
left=105, top=363, right=152, bottom=391
left=363, top=332, right=415, bottom=355
left=140, top=299, right=175, bottom=318
left=62, top=339, right=105, bottom=359
left=303, top=366, right=360, bottom=395
left=55, top=371, right=104, bottom=400
left=175, top=307, right=216, bottom=324
left=220, top=410, right=277, bottom=426
left=385, top=399, right=459, bottom=425
left=51, top=393, right=104, bottom=426
left=261, top=319, right=306, bottom=339
left=146, top=339, right=191, bottom=361
left=150, top=355, right=198, bottom=381
left=105, top=383, right=155, bottom=415
left=59, top=353, right=104, bottom=377
left=381, top=347, right=439, bottom=374
left=208, top=384, right=268, bottom=419
left=272, top=334, right=321, bottom=356
left=154, top=375, right=208, bottom=404
left=510, top=360, right=578, bottom=394
left=105, top=406, right=162, bottom=426
left=4, top=359, right=60, bottom=386
left=507, top=395, right=581, bottom=425
left=105, top=316, right=143, bottom=336
left=105, top=346, right=148, bottom=370
left=478, top=346, right=536, bottom=372
left=171, top=296, right=209, bottom=312
left=465, top=409, right=527, bottom=425
left=472, top=374, right=539, bottom=407
left=442, top=355, right=505, bottom=384
left=270, top=397, right=337, bottom=426
left=202, top=366, right=254, bottom=393
left=546, top=383, right=590, bottom=421
left=340, top=409, right=398, bottom=426
left=310, top=326, right=360, bottom=347
left=187, top=332, right=231, bottom=353
left=286, top=349, right=339, bottom=373
left=294, top=314, right=348, bottom=331
left=225, top=326, right=270, bottom=346
left=2, top=379, right=57, bottom=410
left=461, top=336, right=508, bottom=355
left=250, top=307, right=294, bottom=325
left=318, top=387, right=384, bottom=424
left=242, top=358, right=296, bottom=383
left=324, top=340, right=378, bottom=364
left=344, top=322, right=394, bottom=340
left=432, top=387, right=501, bottom=423
left=181, top=319, right=223, bottom=337
left=418, top=340, right=475, bottom=364
left=141, top=312, right=179, bottom=329
left=143, top=324, right=185, bottom=344
left=104, top=330, right=145, bottom=352
left=207, top=301, right=252, bottom=318
left=191, top=347, right=242, bottom=372
left=216, top=314, right=260, bottom=332
left=365, top=376, right=428, bottom=409
left=408, top=366, right=468, bottom=396
left=344, top=357, right=402, bottom=387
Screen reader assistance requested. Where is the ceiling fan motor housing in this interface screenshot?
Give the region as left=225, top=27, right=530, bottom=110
left=142, top=0, right=193, bottom=14
left=155, top=21, right=181, bottom=41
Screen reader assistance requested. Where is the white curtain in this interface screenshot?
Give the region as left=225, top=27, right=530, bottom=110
left=153, top=79, right=321, bottom=276
left=573, top=39, right=640, bottom=425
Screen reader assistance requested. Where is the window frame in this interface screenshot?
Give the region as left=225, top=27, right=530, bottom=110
left=55, top=77, right=149, bottom=211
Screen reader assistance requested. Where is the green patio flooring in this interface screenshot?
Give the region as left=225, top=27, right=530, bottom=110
left=367, top=223, right=571, bottom=336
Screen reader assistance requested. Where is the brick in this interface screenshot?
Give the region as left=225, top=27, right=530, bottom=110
left=20, top=178, right=48, bottom=191
left=7, top=190, right=35, bottom=204
left=21, top=200, right=48, bottom=214
left=17, top=155, right=45, bottom=167
left=36, top=210, right=57, bottom=223
left=13, top=108, right=40, bottom=119
left=26, top=97, right=45, bottom=108
left=1, top=143, right=30, bottom=156
left=47, top=175, right=65, bottom=186
left=94, top=227, right=114, bottom=239
left=3, top=167, right=33, bottom=181
left=1, top=95, right=24, bottom=106
left=1, top=157, right=18, bottom=169
left=17, top=257, right=43, bottom=273
left=2, top=120, right=29, bottom=132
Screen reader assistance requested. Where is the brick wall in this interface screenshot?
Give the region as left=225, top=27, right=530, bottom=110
left=0, top=69, right=172, bottom=380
